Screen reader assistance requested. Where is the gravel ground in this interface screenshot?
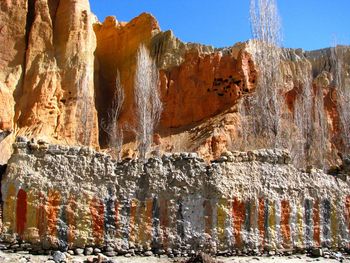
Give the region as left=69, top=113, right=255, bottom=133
left=0, top=250, right=349, bottom=263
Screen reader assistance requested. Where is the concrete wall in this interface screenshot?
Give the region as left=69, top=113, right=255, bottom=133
left=1, top=138, right=350, bottom=255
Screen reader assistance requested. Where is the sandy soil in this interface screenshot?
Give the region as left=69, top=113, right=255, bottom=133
left=0, top=250, right=348, bottom=263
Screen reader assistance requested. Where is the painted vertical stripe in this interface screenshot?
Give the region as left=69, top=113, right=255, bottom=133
left=152, top=197, right=160, bottom=246
left=47, top=190, right=60, bottom=240
left=4, top=183, right=16, bottom=233
left=297, top=202, right=304, bottom=248
left=16, top=189, right=27, bottom=238
left=322, top=199, right=331, bottom=246
left=104, top=193, right=116, bottom=239
left=90, top=196, right=105, bottom=245
left=345, top=195, right=350, bottom=248
left=176, top=199, right=185, bottom=240
left=75, top=193, right=92, bottom=247
left=250, top=199, right=258, bottom=248
left=160, top=199, right=169, bottom=249
left=232, top=197, right=245, bottom=248
left=129, top=199, right=138, bottom=243
left=58, top=204, right=68, bottom=250
left=313, top=200, right=320, bottom=247
left=331, top=200, right=338, bottom=248
left=304, top=199, right=312, bottom=247
left=217, top=198, right=228, bottom=246
left=25, top=190, right=38, bottom=242
left=268, top=200, right=276, bottom=248
left=281, top=200, right=291, bottom=248
left=345, top=196, right=350, bottom=248
left=66, top=195, right=77, bottom=245
left=264, top=199, right=269, bottom=244
left=37, top=192, right=46, bottom=240
left=138, top=199, right=153, bottom=247
left=119, top=200, right=130, bottom=241
left=137, top=201, right=146, bottom=245
left=245, top=200, right=251, bottom=234
left=114, top=200, right=119, bottom=238
left=258, top=198, right=266, bottom=248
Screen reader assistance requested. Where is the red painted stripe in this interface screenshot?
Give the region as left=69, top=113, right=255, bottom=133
left=313, top=200, right=320, bottom=247
left=160, top=199, right=169, bottom=249
left=89, top=196, right=105, bottom=245
left=258, top=198, right=265, bottom=248
left=281, top=200, right=291, bottom=248
left=232, top=197, right=245, bottom=248
left=47, top=190, right=61, bottom=239
left=16, top=189, right=27, bottom=238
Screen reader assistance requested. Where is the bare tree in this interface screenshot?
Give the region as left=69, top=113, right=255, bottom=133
left=101, top=70, right=125, bottom=160
left=76, top=68, right=91, bottom=145
left=248, top=0, right=283, bottom=148
left=331, top=45, right=350, bottom=154
left=134, top=44, right=162, bottom=160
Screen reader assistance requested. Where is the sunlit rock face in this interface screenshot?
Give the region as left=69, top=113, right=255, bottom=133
left=0, top=1, right=350, bottom=169
left=0, top=0, right=99, bottom=163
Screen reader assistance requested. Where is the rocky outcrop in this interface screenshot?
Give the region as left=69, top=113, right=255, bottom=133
left=16, top=0, right=99, bottom=147
left=0, top=0, right=99, bottom=164
left=2, top=139, right=350, bottom=252
left=0, top=1, right=349, bottom=168
left=94, top=15, right=257, bottom=146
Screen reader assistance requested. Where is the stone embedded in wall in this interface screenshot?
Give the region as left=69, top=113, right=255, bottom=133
left=1, top=140, right=350, bottom=253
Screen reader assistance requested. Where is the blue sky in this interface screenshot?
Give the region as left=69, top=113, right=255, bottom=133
left=90, top=1, right=350, bottom=51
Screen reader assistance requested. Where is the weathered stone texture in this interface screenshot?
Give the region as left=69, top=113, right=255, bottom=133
left=2, top=140, right=350, bottom=252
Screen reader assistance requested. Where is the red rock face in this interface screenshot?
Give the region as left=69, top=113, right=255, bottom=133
left=160, top=49, right=256, bottom=128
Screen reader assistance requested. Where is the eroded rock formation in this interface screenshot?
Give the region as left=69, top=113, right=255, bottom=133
left=0, top=1, right=349, bottom=170
left=0, top=0, right=99, bottom=164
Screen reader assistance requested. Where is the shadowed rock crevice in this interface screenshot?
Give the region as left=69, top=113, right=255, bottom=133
left=24, top=0, right=35, bottom=49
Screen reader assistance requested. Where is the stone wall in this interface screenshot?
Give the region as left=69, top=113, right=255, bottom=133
left=1, top=138, right=350, bottom=255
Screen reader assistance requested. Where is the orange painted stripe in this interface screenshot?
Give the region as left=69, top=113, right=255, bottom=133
left=138, top=201, right=146, bottom=245
left=4, top=184, right=16, bottom=233
left=258, top=198, right=265, bottom=248
left=16, top=189, right=27, bottom=238
left=145, top=199, right=153, bottom=245
left=47, top=190, right=61, bottom=242
left=129, top=199, right=138, bottom=243
left=160, top=199, right=169, bottom=249
left=281, top=200, right=291, bottom=248
left=232, top=197, right=245, bottom=248
left=313, top=200, right=320, bottom=247
left=90, top=196, right=105, bottom=245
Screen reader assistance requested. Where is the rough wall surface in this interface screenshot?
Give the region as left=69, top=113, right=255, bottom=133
left=1, top=1, right=349, bottom=167
left=2, top=140, right=350, bottom=253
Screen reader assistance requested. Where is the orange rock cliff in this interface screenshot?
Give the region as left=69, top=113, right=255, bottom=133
left=0, top=0, right=349, bottom=168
